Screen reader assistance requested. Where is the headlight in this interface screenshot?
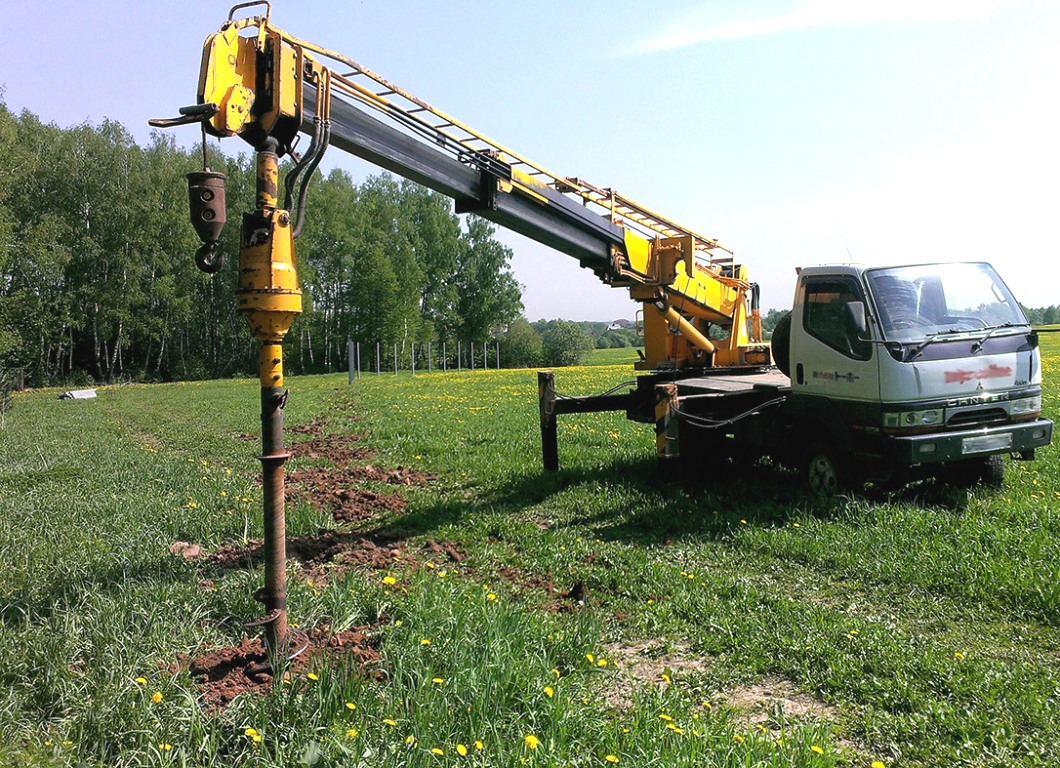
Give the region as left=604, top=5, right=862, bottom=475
left=1010, top=395, right=1041, bottom=416
left=883, top=409, right=944, bottom=430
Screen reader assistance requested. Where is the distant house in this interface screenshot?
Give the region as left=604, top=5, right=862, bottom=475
left=606, top=319, right=633, bottom=331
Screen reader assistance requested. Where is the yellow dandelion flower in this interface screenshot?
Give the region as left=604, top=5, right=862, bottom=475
left=158, top=743, right=172, bottom=751
left=307, top=672, right=319, bottom=681
left=134, top=677, right=147, bottom=685
left=811, top=745, right=824, bottom=755
left=406, top=735, right=416, bottom=745
left=658, top=714, right=673, bottom=722
left=954, top=651, right=965, bottom=661
left=544, top=685, right=554, bottom=698
left=586, top=653, right=595, bottom=664
left=432, top=677, right=444, bottom=684
left=426, top=561, right=436, bottom=569
left=661, top=672, right=671, bottom=684
left=524, top=734, right=540, bottom=750
left=431, top=747, right=445, bottom=755
left=597, top=659, right=607, bottom=667
left=551, top=668, right=561, bottom=679
left=732, top=733, right=745, bottom=744
left=606, top=755, right=620, bottom=764
left=420, top=638, right=432, bottom=646
left=383, top=719, right=398, bottom=727
left=382, top=575, right=397, bottom=586
left=457, top=743, right=468, bottom=756
left=345, top=702, right=356, bottom=711
left=346, top=728, right=359, bottom=739
left=872, top=762, right=887, bottom=768
left=487, top=593, right=497, bottom=601
left=151, top=692, right=163, bottom=704
left=244, top=728, right=258, bottom=737
left=251, top=733, right=262, bottom=743
left=475, top=740, right=484, bottom=750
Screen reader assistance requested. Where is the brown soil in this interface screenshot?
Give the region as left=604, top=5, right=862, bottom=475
left=207, top=530, right=406, bottom=574
left=181, top=623, right=382, bottom=710
left=205, top=533, right=467, bottom=585
left=721, top=676, right=838, bottom=727
left=597, top=640, right=710, bottom=711
left=287, top=466, right=408, bottom=524
left=291, top=434, right=374, bottom=465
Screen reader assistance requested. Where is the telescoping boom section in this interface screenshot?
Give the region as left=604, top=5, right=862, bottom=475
left=187, top=4, right=768, bottom=371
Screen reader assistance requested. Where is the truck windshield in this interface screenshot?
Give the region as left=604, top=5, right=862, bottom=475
left=865, top=263, right=1027, bottom=341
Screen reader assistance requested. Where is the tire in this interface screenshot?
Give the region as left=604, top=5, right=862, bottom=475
left=805, top=442, right=846, bottom=496
left=771, top=312, right=791, bottom=376
left=980, top=454, right=1006, bottom=488
left=949, top=454, right=1005, bottom=489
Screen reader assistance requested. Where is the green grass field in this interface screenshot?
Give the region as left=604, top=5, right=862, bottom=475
left=1, top=338, right=1058, bottom=767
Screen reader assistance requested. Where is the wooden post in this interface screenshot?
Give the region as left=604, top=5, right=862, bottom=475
left=538, top=370, right=559, bottom=471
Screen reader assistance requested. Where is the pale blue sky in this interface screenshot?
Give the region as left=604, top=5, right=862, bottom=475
left=3, top=0, right=1058, bottom=320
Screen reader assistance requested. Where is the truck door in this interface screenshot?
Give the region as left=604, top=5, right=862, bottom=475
left=790, top=277, right=880, bottom=409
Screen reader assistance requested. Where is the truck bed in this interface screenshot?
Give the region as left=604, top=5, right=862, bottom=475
left=676, top=369, right=791, bottom=397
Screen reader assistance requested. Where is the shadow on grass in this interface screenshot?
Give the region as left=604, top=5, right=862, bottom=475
left=363, top=453, right=877, bottom=548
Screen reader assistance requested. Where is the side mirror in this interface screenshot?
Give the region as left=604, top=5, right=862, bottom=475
left=847, top=301, right=868, bottom=336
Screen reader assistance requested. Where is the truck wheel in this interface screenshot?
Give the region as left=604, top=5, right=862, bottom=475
left=951, top=454, right=1005, bottom=489
left=980, top=454, right=1006, bottom=487
left=771, top=312, right=791, bottom=376
left=805, top=443, right=845, bottom=496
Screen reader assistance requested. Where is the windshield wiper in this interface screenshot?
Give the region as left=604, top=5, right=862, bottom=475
left=970, top=322, right=1027, bottom=354
left=904, top=328, right=964, bottom=361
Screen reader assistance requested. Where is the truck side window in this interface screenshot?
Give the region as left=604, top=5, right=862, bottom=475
left=803, top=281, right=872, bottom=361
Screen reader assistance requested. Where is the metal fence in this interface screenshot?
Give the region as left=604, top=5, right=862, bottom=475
left=347, top=340, right=501, bottom=382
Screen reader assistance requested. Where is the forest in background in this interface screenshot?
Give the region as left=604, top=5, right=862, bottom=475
left=0, top=103, right=530, bottom=387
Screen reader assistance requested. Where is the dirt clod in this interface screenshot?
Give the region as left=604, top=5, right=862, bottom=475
left=169, top=541, right=203, bottom=560
left=182, top=624, right=382, bottom=710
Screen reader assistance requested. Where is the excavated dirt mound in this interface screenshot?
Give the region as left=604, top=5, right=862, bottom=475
left=204, top=533, right=467, bottom=585
left=287, top=468, right=408, bottom=524
left=207, top=531, right=406, bottom=573
left=291, top=434, right=375, bottom=465
left=181, top=624, right=383, bottom=710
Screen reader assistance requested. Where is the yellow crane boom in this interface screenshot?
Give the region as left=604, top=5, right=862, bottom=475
left=158, top=1, right=768, bottom=371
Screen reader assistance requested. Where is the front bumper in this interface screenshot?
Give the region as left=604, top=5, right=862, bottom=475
left=884, top=419, right=1053, bottom=466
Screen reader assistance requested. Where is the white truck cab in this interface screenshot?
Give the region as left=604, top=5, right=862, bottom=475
left=780, top=262, right=1052, bottom=489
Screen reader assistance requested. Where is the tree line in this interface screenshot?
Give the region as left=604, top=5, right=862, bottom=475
left=0, top=102, right=528, bottom=386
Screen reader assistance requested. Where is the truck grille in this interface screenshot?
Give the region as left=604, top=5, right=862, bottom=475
left=947, top=407, right=1008, bottom=429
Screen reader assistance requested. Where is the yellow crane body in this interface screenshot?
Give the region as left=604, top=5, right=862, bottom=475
left=183, top=5, right=768, bottom=373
